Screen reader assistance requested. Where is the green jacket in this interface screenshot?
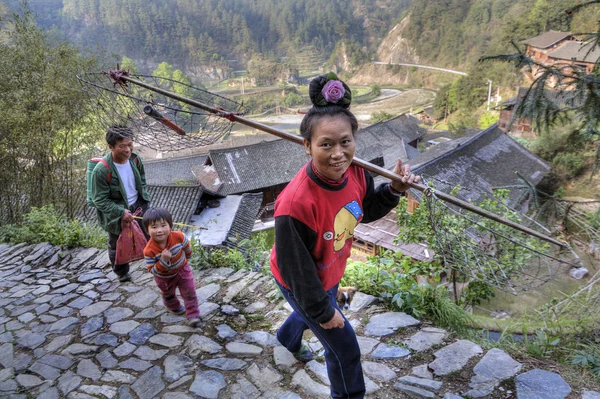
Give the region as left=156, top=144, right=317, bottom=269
left=90, top=152, right=151, bottom=235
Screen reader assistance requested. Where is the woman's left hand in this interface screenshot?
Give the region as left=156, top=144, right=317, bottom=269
left=390, top=158, right=420, bottom=193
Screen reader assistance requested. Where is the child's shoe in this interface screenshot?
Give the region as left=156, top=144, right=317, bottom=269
left=170, top=306, right=186, bottom=315
left=185, top=317, right=202, bottom=328
left=118, top=273, right=132, bottom=283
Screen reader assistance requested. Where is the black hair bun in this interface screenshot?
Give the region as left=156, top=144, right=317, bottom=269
left=309, top=72, right=352, bottom=108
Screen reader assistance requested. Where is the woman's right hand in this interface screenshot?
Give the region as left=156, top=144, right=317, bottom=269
left=320, top=309, right=345, bottom=329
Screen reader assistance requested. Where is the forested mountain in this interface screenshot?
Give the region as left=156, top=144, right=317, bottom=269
left=2, top=0, right=597, bottom=76
left=2, top=0, right=411, bottom=72
left=405, top=0, right=592, bottom=67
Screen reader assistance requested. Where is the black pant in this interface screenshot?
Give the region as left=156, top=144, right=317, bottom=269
left=108, top=198, right=149, bottom=277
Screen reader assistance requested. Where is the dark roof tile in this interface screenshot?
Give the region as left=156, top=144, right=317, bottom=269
left=547, top=41, right=600, bottom=63
left=210, top=139, right=309, bottom=195
left=522, top=30, right=573, bottom=49
left=147, top=185, right=203, bottom=227
left=223, top=193, right=264, bottom=251
left=145, top=155, right=208, bottom=186
left=411, top=124, right=550, bottom=207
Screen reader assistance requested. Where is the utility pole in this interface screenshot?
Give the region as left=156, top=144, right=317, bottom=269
left=241, top=76, right=245, bottom=95
left=487, top=80, right=493, bottom=111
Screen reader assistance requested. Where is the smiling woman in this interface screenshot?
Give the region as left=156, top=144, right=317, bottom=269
left=269, top=72, right=420, bottom=399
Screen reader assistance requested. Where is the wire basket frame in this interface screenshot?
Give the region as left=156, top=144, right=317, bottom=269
left=412, top=176, right=581, bottom=294
left=77, top=72, right=246, bottom=152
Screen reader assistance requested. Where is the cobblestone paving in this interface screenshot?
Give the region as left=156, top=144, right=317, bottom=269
left=0, top=242, right=597, bottom=399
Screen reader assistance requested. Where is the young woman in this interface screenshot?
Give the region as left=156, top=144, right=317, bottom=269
left=270, top=73, right=419, bottom=399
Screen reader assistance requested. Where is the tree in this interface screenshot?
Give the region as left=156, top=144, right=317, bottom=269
left=152, top=61, right=174, bottom=80
left=478, top=111, right=499, bottom=129
left=0, top=4, right=101, bottom=223
left=396, top=188, right=550, bottom=302
left=120, top=56, right=137, bottom=73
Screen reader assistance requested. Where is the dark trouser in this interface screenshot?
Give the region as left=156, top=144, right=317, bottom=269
left=108, top=198, right=149, bottom=277
left=276, top=281, right=365, bottom=399
left=154, top=264, right=200, bottom=319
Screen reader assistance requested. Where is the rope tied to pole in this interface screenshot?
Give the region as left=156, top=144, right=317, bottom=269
left=215, top=107, right=244, bottom=122
left=102, top=68, right=130, bottom=88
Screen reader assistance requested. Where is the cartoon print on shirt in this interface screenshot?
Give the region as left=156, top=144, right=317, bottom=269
left=333, top=200, right=363, bottom=251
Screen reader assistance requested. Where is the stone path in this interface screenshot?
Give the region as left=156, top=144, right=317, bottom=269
left=0, top=241, right=598, bottom=398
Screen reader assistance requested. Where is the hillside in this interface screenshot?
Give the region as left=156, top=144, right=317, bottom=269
left=4, top=0, right=597, bottom=80
left=2, top=0, right=411, bottom=75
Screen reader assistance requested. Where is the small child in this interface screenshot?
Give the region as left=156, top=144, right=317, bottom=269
left=142, top=207, right=201, bottom=327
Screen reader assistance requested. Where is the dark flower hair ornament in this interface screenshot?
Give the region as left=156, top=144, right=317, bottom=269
left=309, top=72, right=352, bottom=108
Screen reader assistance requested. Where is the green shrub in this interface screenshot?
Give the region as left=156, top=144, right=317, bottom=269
left=478, top=111, right=499, bottom=129
left=282, top=92, right=304, bottom=107
left=394, top=285, right=474, bottom=333
left=370, top=111, right=394, bottom=123
left=369, top=84, right=381, bottom=98
left=341, top=250, right=438, bottom=300
left=0, top=205, right=107, bottom=248
left=570, top=341, right=600, bottom=378
left=552, top=153, right=585, bottom=178
left=188, top=232, right=272, bottom=272
left=461, top=281, right=495, bottom=306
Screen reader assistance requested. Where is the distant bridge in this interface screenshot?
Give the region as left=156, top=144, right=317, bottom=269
left=373, top=61, right=467, bottom=76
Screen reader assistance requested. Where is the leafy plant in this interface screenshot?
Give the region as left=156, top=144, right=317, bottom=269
left=394, top=284, right=474, bottom=333
left=570, top=342, right=600, bottom=378
left=396, top=187, right=550, bottom=298
left=370, top=111, right=394, bottom=123
left=461, top=281, right=495, bottom=306
left=189, top=232, right=272, bottom=272
left=0, top=205, right=107, bottom=248
left=525, top=329, right=561, bottom=358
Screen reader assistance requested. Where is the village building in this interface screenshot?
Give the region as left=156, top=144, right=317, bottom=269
left=497, top=87, right=577, bottom=137
left=522, top=30, right=575, bottom=64
left=413, top=105, right=438, bottom=125
left=353, top=124, right=550, bottom=258
left=522, top=30, right=599, bottom=79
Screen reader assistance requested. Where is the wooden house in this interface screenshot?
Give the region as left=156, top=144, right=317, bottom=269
left=497, top=87, right=577, bottom=137
left=354, top=124, right=551, bottom=258
left=522, top=31, right=600, bottom=80
left=522, top=31, right=574, bottom=64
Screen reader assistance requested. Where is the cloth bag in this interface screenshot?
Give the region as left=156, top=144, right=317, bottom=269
left=115, top=208, right=147, bottom=265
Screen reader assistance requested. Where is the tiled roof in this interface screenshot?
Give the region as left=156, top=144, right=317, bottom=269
left=354, top=209, right=434, bottom=262
left=547, top=41, right=600, bottom=63
left=147, top=185, right=203, bottom=228
left=411, top=124, right=550, bottom=207
left=497, top=96, right=517, bottom=108
left=522, top=30, right=572, bottom=49
left=355, top=115, right=426, bottom=166
left=409, top=138, right=470, bottom=170
left=210, top=139, right=310, bottom=195
left=75, top=185, right=203, bottom=228
left=223, top=193, right=264, bottom=251
left=145, top=154, right=208, bottom=186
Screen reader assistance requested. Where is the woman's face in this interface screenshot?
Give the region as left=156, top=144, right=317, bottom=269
left=304, top=115, right=355, bottom=180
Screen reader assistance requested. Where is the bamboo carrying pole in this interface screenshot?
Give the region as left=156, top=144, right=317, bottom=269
left=119, top=75, right=567, bottom=248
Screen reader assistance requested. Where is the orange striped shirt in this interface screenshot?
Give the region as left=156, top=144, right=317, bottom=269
left=143, top=230, right=192, bottom=278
